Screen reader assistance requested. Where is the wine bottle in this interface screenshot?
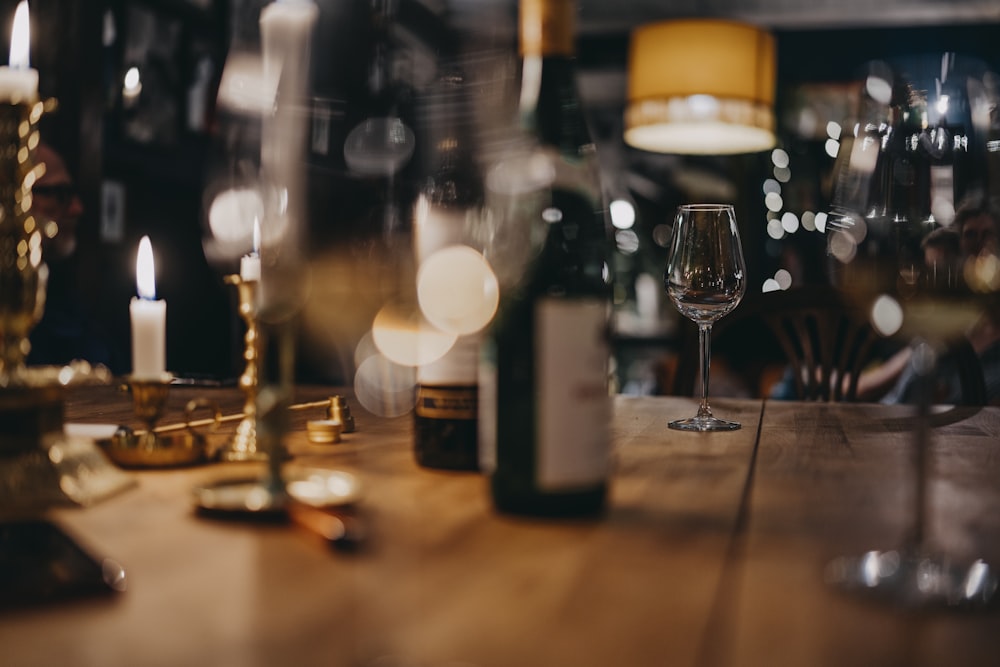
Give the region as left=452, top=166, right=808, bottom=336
left=479, top=0, right=613, bottom=516
left=412, top=66, right=484, bottom=471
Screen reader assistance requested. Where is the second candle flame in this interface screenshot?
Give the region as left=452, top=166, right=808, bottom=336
left=136, top=235, right=156, bottom=300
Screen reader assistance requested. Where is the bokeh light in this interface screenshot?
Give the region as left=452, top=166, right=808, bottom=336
left=825, top=138, right=840, bottom=159
left=353, top=353, right=417, bottom=417
left=652, top=223, right=672, bottom=247
left=609, top=199, right=636, bottom=230
left=615, top=229, right=640, bottom=254
left=802, top=211, right=816, bottom=231
left=371, top=300, right=457, bottom=367
left=814, top=211, right=828, bottom=233
left=781, top=212, right=799, bottom=234
left=765, top=192, right=783, bottom=212
left=865, top=73, right=893, bottom=105
left=771, top=148, right=789, bottom=169
left=871, top=294, right=904, bottom=337
left=417, top=245, right=499, bottom=335
left=766, top=218, right=784, bottom=240
left=965, top=253, right=1000, bottom=292
left=208, top=187, right=264, bottom=245
left=829, top=229, right=858, bottom=263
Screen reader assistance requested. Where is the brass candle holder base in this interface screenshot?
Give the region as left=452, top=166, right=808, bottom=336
left=98, top=374, right=219, bottom=468
left=0, top=362, right=134, bottom=511
left=127, top=373, right=175, bottom=448
left=219, top=275, right=266, bottom=462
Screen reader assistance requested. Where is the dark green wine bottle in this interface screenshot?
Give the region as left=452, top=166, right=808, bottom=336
left=412, top=66, right=484, bottom=471
left=478, top=0, right=612, bottom=516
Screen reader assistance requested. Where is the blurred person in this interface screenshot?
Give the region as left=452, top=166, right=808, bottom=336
left=921, top=226, right=960, bottom=278
left=27, top=143, right=111, bottom=367
left=954, top=195, right=1000, bottom=259
left=772, top=202, right=1000, bottom=404
left=877, top=200, right=1000, bottom=405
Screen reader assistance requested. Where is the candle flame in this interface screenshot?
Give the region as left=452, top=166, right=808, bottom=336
left=10, top=1, right=29, bottom=70
left=252, top=218, right=261, bottom=255
left=136, top=235, right=156, bottom=299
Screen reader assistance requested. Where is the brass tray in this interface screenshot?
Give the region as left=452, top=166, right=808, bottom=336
left=96, top=429, right=213, bottom=469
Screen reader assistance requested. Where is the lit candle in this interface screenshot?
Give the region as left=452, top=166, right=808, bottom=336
left=240, top=219, right=261, bottom=282
left=0, top=1, right=38, bottom=102
left=130, top=236, right=167, bottom=379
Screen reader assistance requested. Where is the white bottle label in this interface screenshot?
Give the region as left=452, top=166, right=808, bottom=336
left=418, top=335, right=480, bottom=385
left=536, top=297, right=610, bottom=489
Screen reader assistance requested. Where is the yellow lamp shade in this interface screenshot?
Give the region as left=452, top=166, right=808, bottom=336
left=625, top=19, right=777, bottom=155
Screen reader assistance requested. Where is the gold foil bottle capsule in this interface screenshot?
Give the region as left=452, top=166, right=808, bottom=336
left=328, top=396, right=355, bottom=433
left=306, top=419, right=342, bottom=444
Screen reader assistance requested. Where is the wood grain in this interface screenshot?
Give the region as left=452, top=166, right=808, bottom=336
left=3, top=389, right=999, bottom=667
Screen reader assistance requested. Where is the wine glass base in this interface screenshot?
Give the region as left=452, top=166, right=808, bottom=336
left=825, top=549, right=998, bottom=611
left=668, top=416, right=741, bottom=432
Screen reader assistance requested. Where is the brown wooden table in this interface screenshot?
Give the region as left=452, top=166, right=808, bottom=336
left=2, top=385, right=999, bottom=666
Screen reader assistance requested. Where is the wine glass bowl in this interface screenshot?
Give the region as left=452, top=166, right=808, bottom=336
left=664, top=204, right=747, bottom=431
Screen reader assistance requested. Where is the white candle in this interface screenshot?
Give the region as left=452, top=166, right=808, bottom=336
left=240, top=219, right=261, bottom=282
left=0, top=1, right=38, bottom=102
left=130, top=236, right=167, bottom=379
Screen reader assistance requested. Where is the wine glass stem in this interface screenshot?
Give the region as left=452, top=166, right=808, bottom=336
left=698, top=323, right=714, bottom=419
left=911, top=342, right=933, bottom=551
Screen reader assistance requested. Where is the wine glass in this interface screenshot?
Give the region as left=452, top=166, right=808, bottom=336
left=664, top=204, right=747, bottom=431
left=822, top=54, right=999, bottom=609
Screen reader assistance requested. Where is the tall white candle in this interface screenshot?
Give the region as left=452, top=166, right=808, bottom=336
left=130, top=235, right=167, bottom=379
left=0, top=1, right=38, bottom=102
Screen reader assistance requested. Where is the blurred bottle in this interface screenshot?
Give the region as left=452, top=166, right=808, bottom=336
left=479, top=0, right=612, bottom=517
left=412, top=66, right=485, bottom=471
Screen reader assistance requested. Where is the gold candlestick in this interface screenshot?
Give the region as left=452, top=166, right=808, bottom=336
left=127, top=374, right=174, bottom=448
left=219, top=274, right=265, bottom=461
left=0, top=97, right=132, bottom=508
left=0, top=99, right=47, bottom=381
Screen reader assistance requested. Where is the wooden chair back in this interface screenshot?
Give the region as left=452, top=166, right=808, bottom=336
left=671, top=285, right=987, bottom=405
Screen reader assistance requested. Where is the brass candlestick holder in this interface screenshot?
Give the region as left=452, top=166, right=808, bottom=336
left=219, top=274, right=265, bottom=461
left=0, top=99, right=47, bottom=381
left=0, top=97, right=133, bottom=509
left=101, top=374, right=220, bottom=468
left=127, top=374, right=175, bottom=449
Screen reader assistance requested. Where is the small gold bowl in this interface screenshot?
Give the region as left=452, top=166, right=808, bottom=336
left=306, top=419, right=343, bottom=445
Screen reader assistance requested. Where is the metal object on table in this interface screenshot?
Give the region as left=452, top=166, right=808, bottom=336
left=192, top=466, right=366, bottom=551
left=0, top=97, right=133, bottom=509
left=826, top=550, right=998, bottom=610
left=306, top=419, right=342, bottom=444
left=97, top=395, right=346, bottom=468
left=98, top=377, right=222, bottom=468
left=328, top=394, right=355, bottom=433
left=218, top=274, right=265, bottom=462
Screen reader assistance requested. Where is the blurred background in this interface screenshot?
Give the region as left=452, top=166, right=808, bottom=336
left=10, top=0, right=1000, bottom=393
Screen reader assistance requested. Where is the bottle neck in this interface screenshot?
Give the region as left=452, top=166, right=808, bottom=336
left=518, top=55, right=593, bottom=157
left=519, top=0, right=575, bottom=58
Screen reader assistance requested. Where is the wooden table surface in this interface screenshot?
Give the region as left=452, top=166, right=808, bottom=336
left=3, top=385, right=1000, bottom=667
